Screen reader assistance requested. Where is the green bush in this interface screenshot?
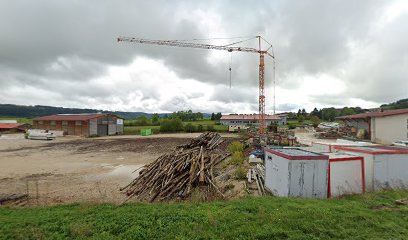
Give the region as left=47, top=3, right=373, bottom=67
left=197, top=124, right=204, bottom=132
left=229, top=151, right=245, bottom=165
left=184, top=123, right=196, bottom=132
left=288, top=123, right=296, bottom=129
left=160, top=119, right=184, bottom=132
left=310, top=116, right=320, bottom=128
left=234, top=165, right=248, bottom=180
left=206, top=125, right=215, bottom=132
left=228, top=141, right=244, bottom=154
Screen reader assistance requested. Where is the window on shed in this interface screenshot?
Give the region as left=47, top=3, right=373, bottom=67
left=75, top=121, right=82, bottom=126
left=62, top=121, right=68, bottom=126
left=50, top=121, right=56, bottom=126
left=39, top=121, right=43, bottom=124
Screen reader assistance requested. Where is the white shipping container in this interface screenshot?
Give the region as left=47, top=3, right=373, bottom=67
left=326, top=153, right=364, bottom=197
left=335, top=146, right=408, bottom=191
left=265, top=148, right=328, bottom=198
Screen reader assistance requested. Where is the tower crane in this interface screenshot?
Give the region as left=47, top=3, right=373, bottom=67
left=117, top=36, right=275, bottom=134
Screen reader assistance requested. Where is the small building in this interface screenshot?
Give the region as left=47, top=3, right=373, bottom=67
left=337, top=108, right=408, bottom=144
left=32, top=114, right=124, bottom=137
left=0, top=123, right=30, bottom=133
left=326, top=153, right=364, bottom=197
left=335, top=146, right=408, bottom=192
left=264, top=147, right=328, bottom=198
left=220, top=114, right=287, bottom=132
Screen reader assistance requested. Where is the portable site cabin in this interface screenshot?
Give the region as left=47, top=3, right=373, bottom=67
left=33, top=114, right=124, bottom=137
left=310, top=139, right=376, bottom=153
left=335, top=146, right=408, bottom=191
left=264, top=147, right=329, bottom=198
left=326, top=153, right=365, bottom=197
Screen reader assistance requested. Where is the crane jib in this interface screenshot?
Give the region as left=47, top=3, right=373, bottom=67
left=117, top=36, right=275, bottom=135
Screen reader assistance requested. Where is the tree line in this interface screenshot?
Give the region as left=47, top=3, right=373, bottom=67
left=287, top=107, right=366, bottom=122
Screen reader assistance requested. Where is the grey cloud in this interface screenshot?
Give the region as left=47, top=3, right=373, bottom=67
left=0, top=0, right=405, bottom=112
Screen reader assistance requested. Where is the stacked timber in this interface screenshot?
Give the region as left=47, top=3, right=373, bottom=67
left=0, top=193, right=28, bottom=205
left=247, top=164, right=266, bottom=196
left=121, top=132, right=230, bottom=202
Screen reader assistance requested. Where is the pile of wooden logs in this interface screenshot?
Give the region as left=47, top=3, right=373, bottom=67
left=0, top=193, right=28, bottom=205
left=121, top=132, right=230, bottom=202
left=247, top=164, right=266, bottom=196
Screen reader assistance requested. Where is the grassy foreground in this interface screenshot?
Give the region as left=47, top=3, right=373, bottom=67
left=1, top=191, right=407, bottom=239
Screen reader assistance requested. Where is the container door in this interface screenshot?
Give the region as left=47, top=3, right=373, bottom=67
left=97, top=125, right=108, bottom=136
left=289, top=162, right=316, bottom=198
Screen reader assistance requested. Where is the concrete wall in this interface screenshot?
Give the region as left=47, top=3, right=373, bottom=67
left=371, top=114, right=408, bottom=144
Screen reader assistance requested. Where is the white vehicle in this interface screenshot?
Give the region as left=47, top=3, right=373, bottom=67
left=26, top=129, right=56, bottom=140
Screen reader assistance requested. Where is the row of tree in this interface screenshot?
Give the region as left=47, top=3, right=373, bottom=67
left=287, top=107, right=366, bottom=122
left=126, top=110, right=222, bottom=126
left=159, top=119, right=216, bottom=132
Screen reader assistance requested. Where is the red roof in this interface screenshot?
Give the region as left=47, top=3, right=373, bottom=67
left=221, top=114, right=281, bottom=121
left=337, top=108, right=408, bottom=120
left=33, top=114, right=123, bottom=121
left=0, top=123, right=25, bottom=129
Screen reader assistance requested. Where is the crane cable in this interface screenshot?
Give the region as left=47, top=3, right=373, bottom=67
left=229, top=52, right=233, bottom=88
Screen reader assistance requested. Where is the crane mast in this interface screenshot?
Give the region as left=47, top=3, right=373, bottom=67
left=117, top=36, right=274, bottom=134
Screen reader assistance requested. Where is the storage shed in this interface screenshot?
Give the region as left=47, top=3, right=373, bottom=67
left=337, top=108, right=408, bottom=144
left=326, top=153, right=364, bottom=197
left=264, top=147, right=328, bottom=198
left=0, top=123, right=30, bottom=133
left=32, top=114, right=124, bottom=137
left=335, top=146, right=408, bottom=191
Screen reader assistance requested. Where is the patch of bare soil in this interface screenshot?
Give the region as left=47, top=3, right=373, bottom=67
left=0, top=134, right=239, bottom=205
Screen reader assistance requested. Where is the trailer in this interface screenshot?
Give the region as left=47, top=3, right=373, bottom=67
left=335, top=146, right=408, bottom=191
left=326, top=153, right=365, bottom=197
left=264, top=147, right=328, bottom=198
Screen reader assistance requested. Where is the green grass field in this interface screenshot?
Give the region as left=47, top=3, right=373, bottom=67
left=1, top=190, right=407, bottom=239
left=123, top=120, right=227, bottom=135
left=123, top=125, right=161, bottom=135
left=0, top=117, right=32, bottom=124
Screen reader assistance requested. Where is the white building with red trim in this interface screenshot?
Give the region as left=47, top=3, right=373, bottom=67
left=220, top=114, right=287, bottom=127
left=337, top=108, right=408, bottom=144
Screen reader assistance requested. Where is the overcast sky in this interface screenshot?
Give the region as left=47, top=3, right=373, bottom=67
left=0, top=0, right=407, bottom=113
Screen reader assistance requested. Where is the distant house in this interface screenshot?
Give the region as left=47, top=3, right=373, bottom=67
left=337, top=108, right=408, bottom=144
left=32, top=114, right=124, bottom=137
left=0, top=123, right=31, bottom=133
left=220, top=114, right=287, bottom=132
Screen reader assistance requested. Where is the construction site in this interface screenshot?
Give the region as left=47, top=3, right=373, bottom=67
left=1, top=36, right=408, bottom=208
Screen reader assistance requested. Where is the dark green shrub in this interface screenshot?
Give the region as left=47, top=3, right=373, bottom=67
left=206, top=125, right=215, bottom=131
left=197, top=124, right=204, bottom=132
left=184, top=123, right=196, bottom=132
left=160, top=119, right=184, bottom=132
left=228, top=141, right=244, bottom=154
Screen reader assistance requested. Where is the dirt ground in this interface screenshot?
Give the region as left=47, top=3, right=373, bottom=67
left=0, top=133, right=238, bottom=205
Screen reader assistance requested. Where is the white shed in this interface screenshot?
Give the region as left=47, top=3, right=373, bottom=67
left=326, top=153, right=364, bottom=197
left=264, top=148, right=328, bottom=198
left=335, top=146, right=408, bottom=191
left=310, top=139, right=376, bottom=153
